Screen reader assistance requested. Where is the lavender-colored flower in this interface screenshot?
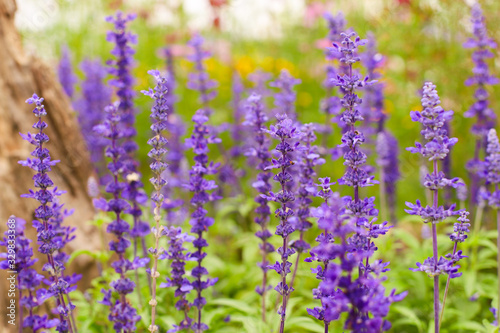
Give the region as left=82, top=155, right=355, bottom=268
left=230, top=72, right=247, bottom=158
left=320, top=12, right=345, bottom=157
left=262, top=114, right=301, bottom=333
left=248, top=69, right=272, bottom=98
left=19, top=94, right=77, bottom=333
left=1, top=216, right=59, bottom=331
left=463, top=3, right=499, bottom=205
left=187, top=34, right=217, bottom=113
left=289, top=123, right=325, bottom=289
left=161, top=47, right=186, bottom=189
left=74, top=59, right=112, bottom=175
left=160, top=227, right=195, bottom=332
left=360, top=32, right=385, bottom=133
left=57, top=46, right=77, bottom=99
left=93, top=103, right=148, bottom=332
left=184, top=110, right=220, bottom=332
left=478, top=128, right=500, bottom=324
left=106, top=12, right=150, bottom=264
left=243, top=93, right=273, bottom=320
left=406, top=82, right=467, bottom=333
left=305, top=184, right=346, bottom=329
left=142, top=70, right=171, bottom=332
left=269, top=70, right=301, bottom=121
left=376, top=131, right=400, bottom=223
left=327, top=31, right=402, bottom=331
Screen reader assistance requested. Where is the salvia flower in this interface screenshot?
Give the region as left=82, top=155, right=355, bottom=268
left=243, top=93, right=273, bottom=320
left=320, top=12, right=345, bottom=157
left=406, top=82, right=465, bottom=333
left=360, top=32, right=385, bottom=134
left=19, top=94, right=77, bottom=333
left=478, top=128, right=500, bottom=321
left=230, top=72, right=247, bottom=158
left=329, top=31, right=401, bottom=331
left=142, top=70, right=171, bottom=332
left=289, top=123, right=325, bottom=289
left=187, top=34, right=217, bottom=113
left=106, top=11, right=150, bottom=264
left=262, top=113, right=302, bottom=333
left=1, top=216, right=59, bottom=331
left=269, top=69, right=301, bottom=121
left=160, top=227, right=195, bottom=332
left=184, top=110, right=221, bottom=332
left=93, top=103, right=148, bottom=332
left=305, top=181, right=346, bottom=329
left=463, top=3, right=499, bottom=204
left=376, top=131, right=400, bottom=223
left=57, top=46, right=77, bottom=99
left=74, top=59, right=112, bottom=176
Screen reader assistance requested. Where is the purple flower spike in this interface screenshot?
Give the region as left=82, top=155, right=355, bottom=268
left=463, top=3, right=499, bottom=205
left=57, top=46, right=77, bottom=99
left=1, top=216, right=59, bottom=331
left=20, top=94, right=77, bottom=333
left=478, top=128, right=500, bottom=322
left=263, top=113, right=302, bottom=333
left=142, top=70, right=171, bottom=332
left=288, top=123, right=325, bottom=290
left=187, top=34, right=218, bottom=114
left=315, top=31, right=404, bottom=332
left=406, top=82, right=470, bottom=332
left=376, top=131, right=400, bottom=223
left=320, top=12, right=345, bottom=158
left=160, top=227, right=195, bottom=332
left=93, top=103, right=148, bottom=332
left=243, top=93, right=273, bottom=320
left=106, top=11, right=150, bottom=270
left=184, top=109, right=220, bottom=332
left=74, top=59, right=112, bottom=176
left=270, top=70, right=301, bottom=121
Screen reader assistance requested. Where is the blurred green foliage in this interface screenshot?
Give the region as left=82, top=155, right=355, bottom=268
left=17, top=0, right=500, bottom=332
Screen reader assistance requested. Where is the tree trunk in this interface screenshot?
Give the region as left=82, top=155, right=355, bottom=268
left=0, top=0, right=100, bottom=329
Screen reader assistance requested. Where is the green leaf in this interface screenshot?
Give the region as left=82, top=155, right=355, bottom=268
left=209, top=298, right=257, bottom=315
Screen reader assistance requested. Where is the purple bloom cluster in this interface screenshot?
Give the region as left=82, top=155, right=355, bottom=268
left=262, top=114, right=301, bottom=333
left=479, top=129, right=500, bottom=207
left=184, top=110, right=220, bottom=332
left=323, top=31, right=401, bottom=331
left=320, top=12, right=345, bottom=153
left=290, top=123, right=325, bottom=287
left=406, top=82, right=469, bottom=332
left=230, top=72, right=247, bottom=158
left=57, top=46, right=77, bottom=99
left=187, top=34, right=217, bottom=113
left=142, top=70, right=171, bottom=332
left=106, top=11, right=150, bottom=262
left=74, top=59, right=112, bottom=174
left=19, top=94, right=77, bottom=333
left=269, top=69, right=301, bottom=121
left=93, top=103, right=148, bottom=333
left=360, top=32, right=385, bottom=134
left=376, top=131, right=400, bottom=222
left=1, top=216, right=59, bottom=331
left=160, top=227, right=195, bottom=332
left=243, top=93, right=273, bottom=318
left=463, top=3, right=499, bottom=204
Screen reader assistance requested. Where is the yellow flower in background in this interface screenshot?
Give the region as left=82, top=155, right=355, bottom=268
left=297, top=91, right=312, bottom=108
left=260, top=56, right=275, bottom=73
left=384, top=98, right=394, bottom=115
left=235, top=56, right=255, bottom=78
left=275, top=58, right=297, bottom=77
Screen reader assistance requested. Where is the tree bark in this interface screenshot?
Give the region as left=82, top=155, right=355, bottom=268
left=0, top=0, right=100, bottom=329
